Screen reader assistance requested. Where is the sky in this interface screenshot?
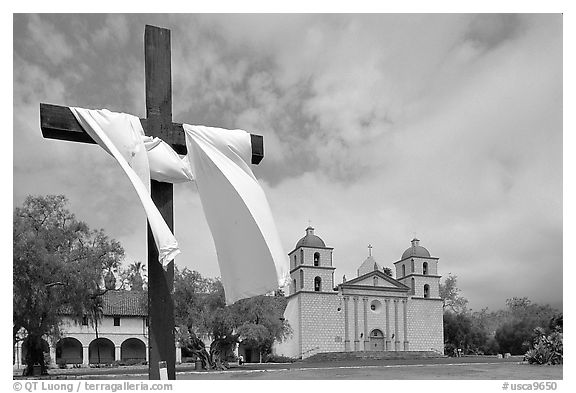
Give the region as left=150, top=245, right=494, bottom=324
left=12, top=13, right=563, bottom=311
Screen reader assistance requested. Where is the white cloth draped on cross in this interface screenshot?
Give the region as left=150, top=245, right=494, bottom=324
left=70, top=107, right=289, bottom=304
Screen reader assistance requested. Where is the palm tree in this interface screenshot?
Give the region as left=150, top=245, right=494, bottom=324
left=126, top=261, right=147, bottom=291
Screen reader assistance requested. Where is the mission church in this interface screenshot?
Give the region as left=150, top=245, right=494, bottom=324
left=274, top=226, right=444, bottom=359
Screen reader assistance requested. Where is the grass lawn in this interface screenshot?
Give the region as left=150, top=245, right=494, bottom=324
left=15, top=357, right=562, bottom=381
left=176, top=359, right=562, bottom=380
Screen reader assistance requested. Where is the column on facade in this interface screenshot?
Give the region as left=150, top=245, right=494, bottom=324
left=394, top=299, right=400, bottom=351
left=115, top=345, right=121, bottom=362
left=175, top=342, right=182, bottom=364
left=362, top=297, right=369, bottom=351
left=385, top=299, right=391, bottom=351
left=50, top=345, right=57, bottom=366
left=353, top=296, right=359, bottom=351
left=15, top=341, right=23, bottom=368
left=343, top=296, right=350, bottom=351
left=403, top=299, right=409, bottom=351
left=82, top=346, right=89, bottom=365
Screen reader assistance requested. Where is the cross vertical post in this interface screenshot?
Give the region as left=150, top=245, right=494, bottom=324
left=144, top=25, right=176, bottom=380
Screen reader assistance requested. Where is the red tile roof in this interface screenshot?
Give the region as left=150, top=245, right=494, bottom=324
left=101, top=291, right=147, bottom=317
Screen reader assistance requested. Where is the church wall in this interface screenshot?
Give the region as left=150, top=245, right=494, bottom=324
left=273, top=296, right=301, bottom=358
left=406, top=298, right=444, bottom=353
left=299, top=292, right=343, bottom=358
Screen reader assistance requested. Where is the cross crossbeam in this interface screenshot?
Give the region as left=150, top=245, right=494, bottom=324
left=39, top=103, right=264, bottom=163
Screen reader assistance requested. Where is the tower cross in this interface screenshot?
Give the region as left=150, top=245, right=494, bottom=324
left=39, top=25, right=264, bottom=379
left=368, top=244, right=373, bottom=257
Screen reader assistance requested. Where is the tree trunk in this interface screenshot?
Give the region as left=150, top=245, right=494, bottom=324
left=23, top=334, right=47, bottom=376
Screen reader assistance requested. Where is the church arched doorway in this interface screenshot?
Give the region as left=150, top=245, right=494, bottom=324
left=369, top=329, right=385, bottom=351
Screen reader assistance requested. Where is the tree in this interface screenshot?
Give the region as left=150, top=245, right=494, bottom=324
left=549, top=313, right=563, bottom=332
left=494, top=297, right=559, bottom=355
left=236, top=323, right=270, bottom=363
left=439, top=274, right=468, bottom=313
left=383, top=267, right=393, bottom=277
left=121, top=261, right=147, bottom=291
left=174, top=267, right=223, bottom=336
left=173, top=269, right=291, bottom=367
left=443, top=311, right=488, bottom=355
left=231, top=294, right=291, bottom=362
left=13, top=195, right=124, bottom=375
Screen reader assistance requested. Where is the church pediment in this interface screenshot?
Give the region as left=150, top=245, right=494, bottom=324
left=343, top=270, right=409, bottom=290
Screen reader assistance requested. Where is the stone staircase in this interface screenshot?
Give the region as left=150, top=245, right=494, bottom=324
left=303, top=350, right=445, bottom=362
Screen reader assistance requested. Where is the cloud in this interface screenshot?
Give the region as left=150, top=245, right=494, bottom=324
left=12, top=14, right=563, bottom=311
left=22, top=14, right=74, bottom=66
left=92, top=14, right=131, bottom=48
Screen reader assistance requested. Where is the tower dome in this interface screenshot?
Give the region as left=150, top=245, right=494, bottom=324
left=401, top=238, right=431, bottom=260
left=295, top=226, right=326, bottom=248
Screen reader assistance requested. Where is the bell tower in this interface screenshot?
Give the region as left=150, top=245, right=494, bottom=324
left=288, top=226, right=336, bottom=294
left=394, top=238, right=441, bottom=299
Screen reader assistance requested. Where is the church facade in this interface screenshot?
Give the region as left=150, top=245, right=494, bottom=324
left=274, top=227, right=444, bottom=359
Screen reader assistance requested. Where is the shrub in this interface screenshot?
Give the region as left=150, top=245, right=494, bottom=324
left=524, top=327, right=562, bottom=365
left=264, top=354, right=297, bottom=363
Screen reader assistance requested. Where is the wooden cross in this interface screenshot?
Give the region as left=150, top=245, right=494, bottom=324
left=39, top=25, right=264, bottom=380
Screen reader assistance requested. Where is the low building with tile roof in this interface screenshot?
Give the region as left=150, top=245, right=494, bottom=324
left=14, top=290, right=183, bottom=368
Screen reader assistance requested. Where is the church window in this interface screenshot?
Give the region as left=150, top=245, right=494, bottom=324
left=411, top=259, right=415, bottom=272
left=423, top=262, right=428, bottom=275
left=300, top=270, right=304, bottom=289
left=402, top=264, right=406, bottom=277
left=411, top=278, right=415, bottom=295
left=114, top=317, right=121, bottom=326
left=82, top=315, right=88, bottom=326
left=314, top=252, right=320, bottom=266
left=314, top=276, right=322, bottom=292
left=370, top=300, right=382, bottom=313
left=300, top=249, right=304, bottom=264
left=424, top=284, right=430, bottom=298
left=293, top=279, right=297, bottom=294
left=373, top=276, right=378, bottom=286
